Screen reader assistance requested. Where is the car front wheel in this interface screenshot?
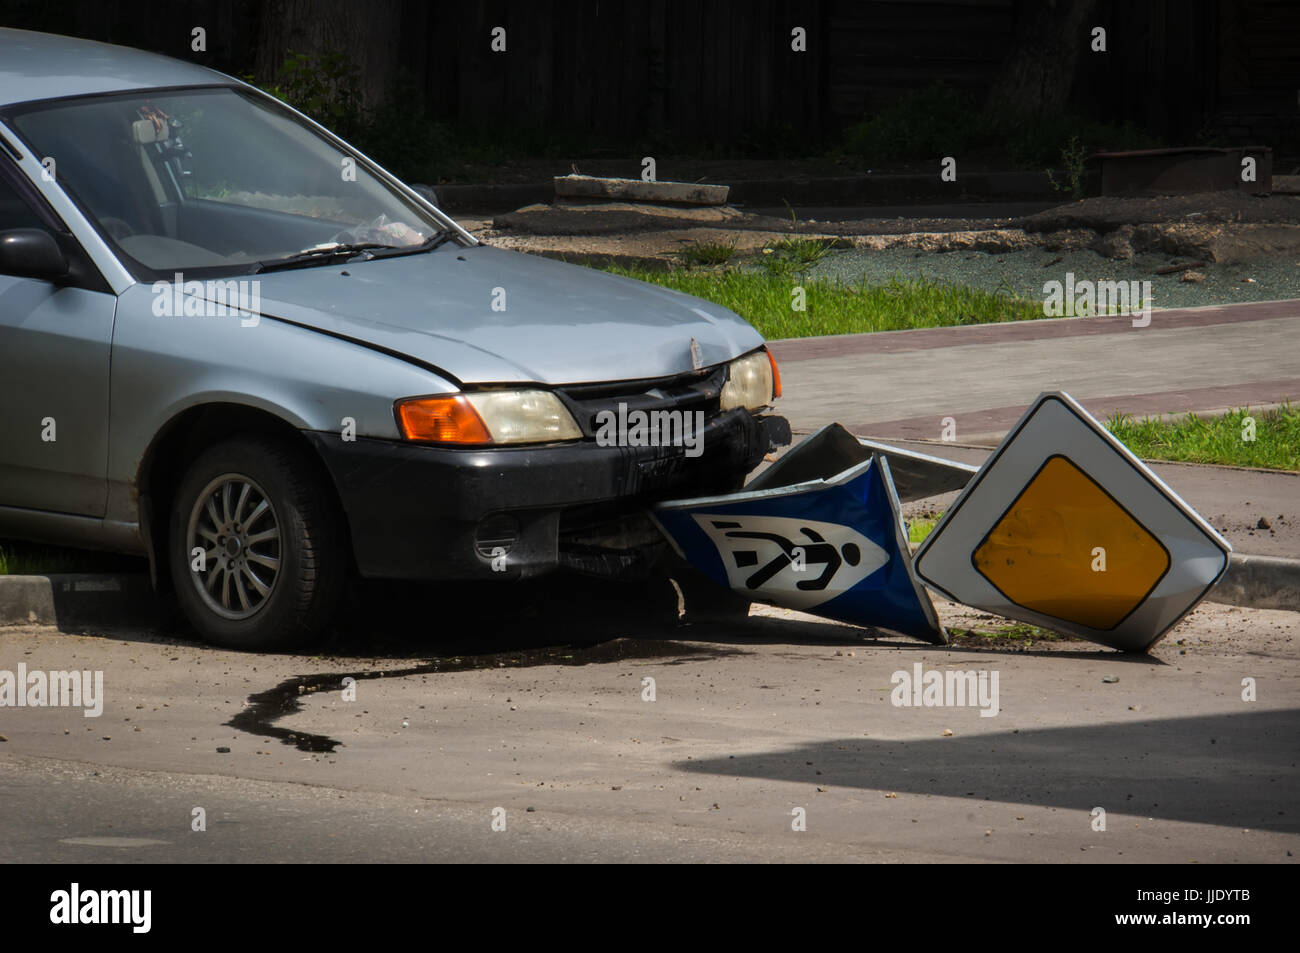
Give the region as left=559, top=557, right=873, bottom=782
left=169, top=436, right=345, bottom=650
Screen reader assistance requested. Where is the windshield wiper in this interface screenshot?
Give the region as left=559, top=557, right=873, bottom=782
left=365, top=230, right=458, bottom=260
left=250, top=231, right=457, bottom=273
left=250, top=242, right=389, bottom=274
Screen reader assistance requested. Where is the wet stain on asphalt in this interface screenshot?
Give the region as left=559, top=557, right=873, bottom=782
left=225, top=638, right=745, bottom=753
left=227, top=663, right=430, bottom=754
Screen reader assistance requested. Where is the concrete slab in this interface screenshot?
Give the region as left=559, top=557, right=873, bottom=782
left=554, top=174, right=729, bottom=206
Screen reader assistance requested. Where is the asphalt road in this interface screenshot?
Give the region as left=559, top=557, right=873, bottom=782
left=2, top=593, right=1296, bottom=863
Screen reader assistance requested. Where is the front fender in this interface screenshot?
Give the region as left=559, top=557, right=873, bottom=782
left=106, top=283, right=456, bottom=524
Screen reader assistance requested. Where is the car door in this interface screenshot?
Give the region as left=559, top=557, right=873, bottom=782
left=0, top=155, right=115, bottom=517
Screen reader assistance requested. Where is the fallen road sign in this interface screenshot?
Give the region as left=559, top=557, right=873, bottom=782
left=913, top=392, right=1232, bottom=652
left=653, top=454, right=945, bottom=643
left=746, top=423, right=977, bottom=503
left=855, top=436, right=978, bottom=503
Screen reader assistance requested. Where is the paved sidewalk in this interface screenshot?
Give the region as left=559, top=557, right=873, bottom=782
left=769, top=300, right=1300, bottom=558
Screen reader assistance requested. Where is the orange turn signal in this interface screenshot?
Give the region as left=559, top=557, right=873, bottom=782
left=396, top=395, right=493, bottom=444
left=766, top=348, right=782, bottom=399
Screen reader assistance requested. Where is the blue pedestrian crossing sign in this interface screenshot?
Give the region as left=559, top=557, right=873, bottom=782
left=653, top=455, right=944, bottom=643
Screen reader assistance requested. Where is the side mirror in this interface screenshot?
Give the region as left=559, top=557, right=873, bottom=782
left=0, top=228, right=68, bottom=281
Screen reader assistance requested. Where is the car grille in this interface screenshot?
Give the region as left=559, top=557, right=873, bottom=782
left=554, top=365, right=726, bottom=439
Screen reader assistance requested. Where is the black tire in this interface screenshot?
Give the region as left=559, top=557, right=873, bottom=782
left=168, top=436, right=345, bottom=650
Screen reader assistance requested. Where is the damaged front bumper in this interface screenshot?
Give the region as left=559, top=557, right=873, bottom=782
left=305, top=410, right=790, bottom=581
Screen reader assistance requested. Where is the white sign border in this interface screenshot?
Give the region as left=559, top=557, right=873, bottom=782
left=913, top=391, right=1231, bottom=651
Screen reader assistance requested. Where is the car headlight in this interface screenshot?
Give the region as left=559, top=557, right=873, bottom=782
left=396, top=390, right=582, bottom=445
left=720, top=349, right=780, bottom=411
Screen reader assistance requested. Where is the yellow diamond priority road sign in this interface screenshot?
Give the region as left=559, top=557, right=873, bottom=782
left=972, top=455, right=1171, bottom=630
left=914, top=392, right=1231, bottom=651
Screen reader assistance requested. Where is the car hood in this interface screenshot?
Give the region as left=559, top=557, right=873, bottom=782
left=245, top=244, right=764, bottom=385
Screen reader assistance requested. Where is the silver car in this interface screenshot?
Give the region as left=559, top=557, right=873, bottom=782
left=0, top=29, right=787, bottom=649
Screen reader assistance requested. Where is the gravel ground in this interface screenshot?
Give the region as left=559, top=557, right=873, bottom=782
left=809, top=245, right=1300, bottom=309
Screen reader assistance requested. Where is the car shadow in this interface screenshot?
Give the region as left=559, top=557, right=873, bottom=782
left=42, top=571, right=1169, bottom=663
left=677, top=708, right=1300, bottom=833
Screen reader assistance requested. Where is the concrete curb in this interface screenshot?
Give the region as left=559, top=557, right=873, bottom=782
left=0, top=573, right=160, bottom=627
left=924, top=545, right=1300, bottom=618
left=0, top=552, right=1296, bottom=628
left=1205, top=553, right=1300, bottom=612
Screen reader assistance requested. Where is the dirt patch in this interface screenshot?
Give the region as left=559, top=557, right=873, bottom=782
left=845, top=222, right=1300, bottom=262
left=1022, top=192, right=1300, bottom=232
left=850, top=228, right=1036, bottom=255
left=474, top=225, right=777, bottom=269
left=473, top=194, right=1300, bottom=267
left=494, top=201, right=751, bottom=235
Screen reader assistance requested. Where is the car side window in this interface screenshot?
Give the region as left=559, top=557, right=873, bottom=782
left=0, top=166, right=53, bottom=233
left=0, top=158, right=111, bottom=293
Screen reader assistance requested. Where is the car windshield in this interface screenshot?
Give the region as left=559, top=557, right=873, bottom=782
left=7, top=86, right=442, bottom=278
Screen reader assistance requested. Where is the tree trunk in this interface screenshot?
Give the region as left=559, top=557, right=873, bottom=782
left=984, top=0, right=1100, bottom=129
